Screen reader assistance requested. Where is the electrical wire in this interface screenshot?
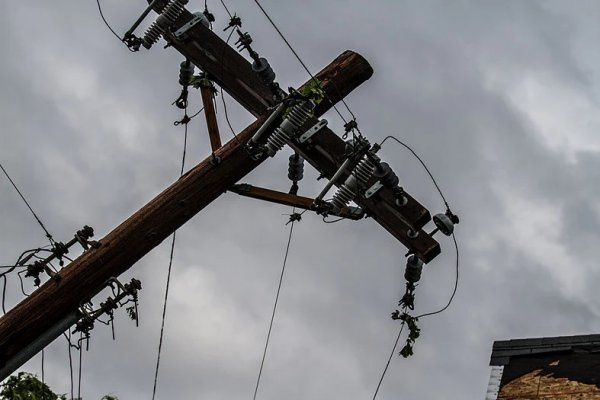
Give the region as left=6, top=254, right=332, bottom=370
left=251, top=0, right=357, bottom=129
left=217, top=28, right=240, bottom=142
left=416, top=233, right=459, bottom=319
left=151, top=108, right=190, bottom=400
left=68, top=331, right=74, bottom=400
left=220, top=0, right=233, bottom=18
left=379, top=136, right=450, bottom=211
left=0, top=162, right=55, bottom=246
left=77, top=331, right=83, bottom=400
left=95, top=0, right=128, bottom=45
left=372, top=320, right=406, bottom=400
left=252, top=210, right=297, bottom=400
left=378, top=135, right=459, bottom=317
left=41, top=349, right=45, bottom=400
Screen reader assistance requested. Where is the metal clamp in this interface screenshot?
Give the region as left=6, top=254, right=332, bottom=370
left=298, top=119, right=328, bottom=143
left=174, top=12, right=210, bottom=40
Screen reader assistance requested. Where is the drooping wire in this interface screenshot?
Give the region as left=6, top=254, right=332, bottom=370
left=378, top=135, right=459, bottom=317
left=95, top=0, right=137, bottom=53
left=416, top=233, right=459, bottom=319
left=0, top=163, right=55, bottom=246
left=151, top=107, right=190, bottom=400
left=252, top=210, right=298, bottom=400
left=379, top=136, right=450, bottom=211
left=372, top=319, right=406, bottom=400
left=251, top=0, right=357, bottom=129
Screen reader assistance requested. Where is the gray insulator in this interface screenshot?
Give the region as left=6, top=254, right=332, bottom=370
left=142, top=0, right=188, bottom=49
left=330, top=155, right=376, bottom=211
left=433, top=213, right=454, bottom=236
left=264, top=101, right=314, bottom=157
left=404, top=255, right=423, bottom=283
left=179, top=60, right=195, bottom=86
left=252, top=57, right=276, bottom=85
left=288, top=154, right=304, bottom=182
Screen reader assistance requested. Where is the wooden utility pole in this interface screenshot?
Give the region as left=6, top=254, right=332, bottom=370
left=0, top=51, right=372, bottom=378
left=0, top=2, right=444, bottom=378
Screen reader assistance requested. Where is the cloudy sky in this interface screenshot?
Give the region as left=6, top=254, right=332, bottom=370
left=2, top=1, right=600, bottom=399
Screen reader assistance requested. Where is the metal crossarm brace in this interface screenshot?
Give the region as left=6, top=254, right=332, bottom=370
left=229, top=183, right=364, bottom=220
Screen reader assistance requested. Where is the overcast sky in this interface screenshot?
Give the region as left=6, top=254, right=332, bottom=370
left=2, top=1, right=600, bottom=399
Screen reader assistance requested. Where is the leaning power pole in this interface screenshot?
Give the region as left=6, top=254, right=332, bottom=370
left=0, top=0, right=454, bottom=379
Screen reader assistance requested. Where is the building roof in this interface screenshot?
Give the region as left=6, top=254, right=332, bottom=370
left=490, top=334, right=600, bottom=366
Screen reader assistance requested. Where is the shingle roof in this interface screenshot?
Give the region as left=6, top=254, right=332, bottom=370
left=490, top=334, right=600, bottom=366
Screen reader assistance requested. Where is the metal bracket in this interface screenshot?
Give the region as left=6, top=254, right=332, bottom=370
left=364, top=181, right=384, bottom=199
left=174, top=12, right=209, bottom=40
left=299, top=119, right=328, bottom=143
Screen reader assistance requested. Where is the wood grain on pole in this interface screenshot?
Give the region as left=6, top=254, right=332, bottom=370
left=0, top=51, right=373, bottom=370
left=199, top=85, right=222, bottom=151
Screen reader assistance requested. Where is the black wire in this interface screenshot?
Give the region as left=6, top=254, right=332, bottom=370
left=379, top=136, right=450, bottom=211
left=77, top=331, right=83, bottom=400
left=68, top=331, right=74, bottom=400
left=151, top=108, right=190, bottom=400
left=217, top=28, right=240, bottom=143
left=95, top=0, right=132, bottom=48
left=0, top=162, right=55, bottom=245
left=372, top=321, right=406, bottom=400
left=322, top=216, right=345, bottom=224
left=416, top=233, right=459, bottom=319
left=41, top=349, right=45, bottom=400
left=189, top=107, right=205, bottom=120
left=252, top=210, right=297, bottom=400
left=220, top=0, right=233, bottom=18
left=251, top=0, right=353, bottom=126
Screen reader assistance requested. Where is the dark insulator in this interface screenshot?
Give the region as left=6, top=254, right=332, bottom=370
left=178, top=60, right=194, bottom=86
left=374, top=162, right=399, bottom=188
left=252, top=57, right=276, bottom=85
left=288, top=153, right=304, bottom=182
left=404, top=255, right=423, bottom=283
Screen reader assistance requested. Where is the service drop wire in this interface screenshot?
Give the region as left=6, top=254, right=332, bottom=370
left=151, top=106, right=190, bottom=400
left=252, top=209, right=298, bottom=400
left=0, top=162, right=55, bottom=246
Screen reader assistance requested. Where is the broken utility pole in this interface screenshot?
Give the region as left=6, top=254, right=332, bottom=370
left=0, top=0, right=446, bottom=379
left=0, top=50, right=372, bottom=379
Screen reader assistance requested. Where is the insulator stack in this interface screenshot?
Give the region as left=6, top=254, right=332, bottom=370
left=288, top=153, right=304, bottom=195
left=330, top=155, right=376, bottom=211
left=264, top=101, right=314, bottom=157
left=252, top=58, right=276, bottom=85
left=374, top=162, right=399, bottom=188
left=142, top=0, right=189, bottom=49
left=404, top=255, right=423, bottom=283
left=179, top=60, right=194, bottom=86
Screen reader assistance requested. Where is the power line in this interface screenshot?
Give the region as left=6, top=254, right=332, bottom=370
left=378, top=135, right=460, bottom=317
left=151, top=109, right=190, bottom=400
left=95, top=0, right=124, bottom=44
left=0, top=162, right=55, bottom=246
left=379, top=136, right=451, bottom=211
left=372, top=320, right=406, bottom=400
left=250, top=0, right=357, bottom=128
left=252, top=211, right=297, bottom=400
left=416, top=233, right=459, bottom=319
